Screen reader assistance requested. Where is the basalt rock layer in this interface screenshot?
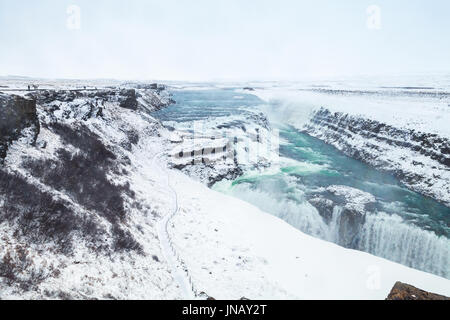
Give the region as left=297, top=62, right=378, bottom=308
left=303, top=107, right=450, bottom=207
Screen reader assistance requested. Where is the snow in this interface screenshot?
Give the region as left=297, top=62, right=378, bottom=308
left=250, top=85, right=450, bottom=138
left=152, top=153, right=196, bottom=299
left=326, top=185, right=376, bottom=213
left=167, top=168, right=450, bottom=299
left=1, top=78, right=448, bottom=300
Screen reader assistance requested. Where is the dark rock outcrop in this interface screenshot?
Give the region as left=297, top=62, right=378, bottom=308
left=307, top=185, right=375, bottom=248
left=30, top=90, right=81, bottom=104
left=118, top=89, right=138, bottom=110
left=386, top=282, right=449, bottom=300
left=337, top=207, right=366, bottom=248
left=0, top=93, right=39, bottom=161
left=308, top=197, right=334, bottom=223
left=307, top=108, right=450, bottom=167
left=206, top=165, right=244, bottom=188
left=198, top=291, right=216, bottom=300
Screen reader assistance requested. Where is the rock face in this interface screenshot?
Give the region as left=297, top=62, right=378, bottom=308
left=0, top=93, right=39, bottom=161
left=308, top=197, right=335, bottom=222
left=304, top=107, right=450, bottom=207
left=27, top=86, right=174, bottom=112
left=307, top=185, right=376, bottom=248
left=386, top=282, right=449, bottom=300
left=169, top=136, right=243, bottom=186
left=166, top=111, right=276, bottom=187
left=118, top=89, right=138, bottom=110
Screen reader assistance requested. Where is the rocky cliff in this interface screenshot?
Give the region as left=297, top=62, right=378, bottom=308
left=0, top=94, right=39, bottom=161
left=303, top=107, right=450, bottom=207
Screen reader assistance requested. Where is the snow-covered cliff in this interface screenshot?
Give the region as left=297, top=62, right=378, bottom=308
left=0, top=83, right=180, bottom=299
left=0, top=81, right=448, bottom=299
left=304, top=107, right=450, bottom=207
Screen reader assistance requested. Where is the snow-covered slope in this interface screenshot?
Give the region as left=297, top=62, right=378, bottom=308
left=167, top=167, right=450, bottom=299
left=0, top=83, right=181, bottom=299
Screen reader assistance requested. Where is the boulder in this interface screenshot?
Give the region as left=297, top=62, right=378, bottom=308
left=386, top=282, right=449, bottom=300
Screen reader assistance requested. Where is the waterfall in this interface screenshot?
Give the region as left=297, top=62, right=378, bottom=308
left=217, top=182, right=330, bottom=239
left=216, top=180, right=450, bottom=279
left=328, top=206, right=343, bottom=243
left=358, top=212, right=449, bottom=278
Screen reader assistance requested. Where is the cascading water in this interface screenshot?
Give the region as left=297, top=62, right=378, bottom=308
left=216, top=178, right=449, bottom=278
left=155, top=87, right=450, bottom=279
left=359, top=213, right=449, bottom=278
left=214, top=181, right=330, bottom=240
left=328, top=206, right=343, bottom=243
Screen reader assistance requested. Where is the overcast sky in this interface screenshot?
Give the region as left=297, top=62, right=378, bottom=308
left=0, top=0, right=449, bottom=81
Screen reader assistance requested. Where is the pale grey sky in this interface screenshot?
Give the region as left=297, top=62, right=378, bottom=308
left=0, top=0, right=449, bottom=80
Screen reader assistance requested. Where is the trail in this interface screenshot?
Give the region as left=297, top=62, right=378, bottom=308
left=152, top=152, right=197, bottom=299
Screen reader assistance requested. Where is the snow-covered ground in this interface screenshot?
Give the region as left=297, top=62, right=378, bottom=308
left=1, top=78, right=449, bottom=299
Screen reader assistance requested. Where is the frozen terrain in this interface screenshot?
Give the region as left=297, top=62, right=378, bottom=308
left=157, top=86, right=449, bottom=280
left=0, top=78, right=449, bottom=299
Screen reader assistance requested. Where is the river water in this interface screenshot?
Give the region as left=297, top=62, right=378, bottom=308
left=154, top=88, right=450, bottom=279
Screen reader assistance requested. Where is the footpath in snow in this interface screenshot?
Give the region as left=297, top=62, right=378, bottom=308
left=151, top=153, right=196, bottom=299
left=164, top=167, right=450, bottom=300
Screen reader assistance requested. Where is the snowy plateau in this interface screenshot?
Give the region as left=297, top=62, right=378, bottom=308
left=0, top=78, right=449, bottom=300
